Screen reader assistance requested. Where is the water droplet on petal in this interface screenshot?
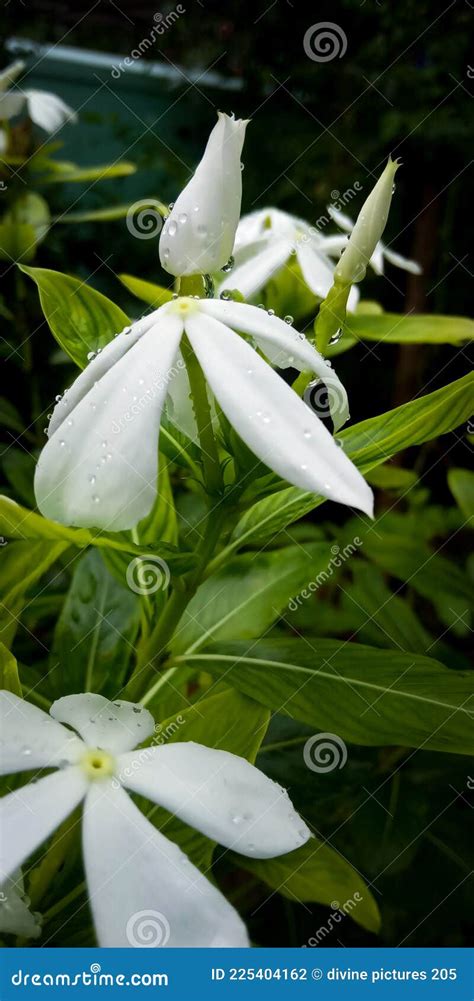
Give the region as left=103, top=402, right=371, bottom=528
left=303, top=429, right=312, bottom=439
left=178, top=213, right=187, bottom=225
left=329, top=328, right=342, bottom=346
left=168, top=220, right=177, bottom=237
left=221, top=256, right=234, bottom=273
left=284, top=315, right=294, bottom=324
left=92, top=495, right=100, bottom=504
left=86, top=351, right=96, bottom=362
left=89, top=474, right=96, bottom=484
left=267, top=308, right=275, bottom=316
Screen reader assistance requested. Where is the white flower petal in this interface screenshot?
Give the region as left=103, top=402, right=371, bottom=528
left=160, top=113, right=248, bottom=276
left=234, top=209, right=269, bottom=247
left=221, top=238, right=292, bottom=299
left=296, top=241, right=336, bottom=300
left=0, top=768, right=87, bottom=881
left=383, top=246, right=422, bottom=275
left=0, top=871, right=41, bottom=939
left=201, top=299, right=349, bottom=427
left=118, top=742, right=311, bottom=858
left=83, top=782, right=249, bottom=947
left=48, top=311, right=161, bottom=438
left=0, top=61, right=25, bottom=92
left=0, top=690, right=84, bottom=775
left=0, top=90, right=26, bottom=120
left=320, top=234, right=349, bottom=257
left=369, top=242, right=385, bottom=275
left=25, top=90, right=77, bottom=132
left=327, top=205, right=354, bottom=233
left=185, top=312, right=373, bottom=515
left=34, top=314, right=183, bottom=530
left=50, top=694, right=155, bottom=753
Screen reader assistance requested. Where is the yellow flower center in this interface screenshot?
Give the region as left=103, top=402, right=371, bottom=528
left=81, top=748, right=116, bottom=781
left=168, top=296, right=200, bottom=316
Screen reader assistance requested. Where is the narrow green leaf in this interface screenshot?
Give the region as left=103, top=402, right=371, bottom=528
left=0, top=641, right=22, bottom=696
left=228, top=373, right=474, bottom=551
left=448, top=468, right=474, bottom=520
left=179, top=639, right=474, bottom=755
left=118, top=273, right=173, bottom=308
left=237, top=838, right=380, bottom=933
left=50, top=550, right=141, bottom=697
left=0, top=539, right=69, bottom=645
left=174, top=543, right=334, bottom=654
left=345, top=312, right=474, bottom=344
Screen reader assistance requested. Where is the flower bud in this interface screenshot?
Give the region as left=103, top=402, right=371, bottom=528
left=335, top=157, right=400, bottom=284
left=159, top=112, right=249, bottom=277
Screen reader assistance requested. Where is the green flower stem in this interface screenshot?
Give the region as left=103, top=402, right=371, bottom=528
left=314, top=276, right=351, bottom=354
left=180, top=333, right=223, bottom=496
left=125, top=334, right=228, bottom=702
left=125, top=504, right=228, bottom=701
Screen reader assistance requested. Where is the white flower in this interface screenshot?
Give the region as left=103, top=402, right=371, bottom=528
left=326, top=205, right=421, bottom=277
left=34, top=297, right=373, bottom=531
left=334, top=158, right=421, bottom=284
left=219, top=207, right=360, bottom=310
left=0, top=871, right=41, bottom=939
left=0, top=691, right=310, bottom=947
left=0, top=60, right=77, bottom=134
left=159, top=113, right=249, bottom=277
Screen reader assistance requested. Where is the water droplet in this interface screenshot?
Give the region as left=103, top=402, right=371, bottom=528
left=163, top=248, right=170, bottom=261
left=59, top=440, right=66, bottom=448
left=267, top=308, right=275, bottom=316
left=178, top=213, right=187, bottom=225
left=22, top=746, right=32, bottom=756
left=197, top=224, right=208, bottom=237
left=262, top=413, right=271, bottom=424
left=67, top=418, right=73, bottom=427
left=168, top=202, right=175, bottom=211
left=55, top=393, right=63, bottom=402
left=101, top=440, right=107, bottom=448
left=329, top=328, right=342, bottom=346
left=240, top=162, right=245, bottom=171
left=336, top=440, right=344, bottom=450
left=86, top=351, right=96, bottom=362
left=257, top=303, right=265, bottom=310
left=106, top=453, right=113, bottom=460
left=247, top=368, right=253, bottom=376
left=172, top=292, right=179, bottom=300
left=88, top=474, right=96, bottom=484
left=90, top=402, right=96, bottom=411
left=47, top=413, right=52, bottom=420
left=92, top=495, right=100, bottom=504
left=220, top=290, right=232, bottom=300
left=284, top=315, right=294, bottom=324
left=132, top=706, right=143, bottom=714
left=231, top=814, right=245, bottom=825
left=301, top=463, right=308, bottom=470
left=221, top=256, right=234, bottom=273
left=303, top=429, right=312, bottom=439
left=168, top=220, right=177, bottom=237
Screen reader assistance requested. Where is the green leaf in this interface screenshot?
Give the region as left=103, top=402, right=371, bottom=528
left=227, top=373, right=474, bottom=551
left=357, top=529, right=473, bottom=636
left=345, top=312, right=474, bottom=344
left=0, top=539, right=69, bottom=645
left=0, top=641, right=22, bottom=696
left=342, top=562, right=432, bottom=653
left=448, top=468, right=474, bottom=520
left=0, top=222, right=37, bottom=263
left=174, top=543, right=334, bottom=654
left=1, top=449, right=36, bottom=507
left=365, top=464, right=417, bottom=491
left=237, top=838, right=380, bottom=933
left=118, top=273, right=173, bottom=308
left=144, top=690, right=270, bottom=870
left=56, top=205, right=148, bottom=224
left=19, top=266, right=128, bottom=368
left=0, top=496, right=196, bottom=574
left=41, top=161, right=136, bottom=183
left=50, top=550, right=141, bottom=696
left=178, top=638, right=474, bottom=755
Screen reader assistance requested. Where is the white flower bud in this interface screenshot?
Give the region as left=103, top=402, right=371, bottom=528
left=159, top=112, right=249, bottom=277
left=335, top=157, right=400, bottom=284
